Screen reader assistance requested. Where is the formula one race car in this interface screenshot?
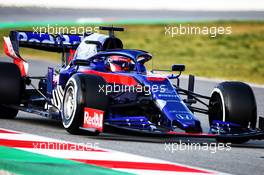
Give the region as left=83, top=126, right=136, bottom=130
left=1, top=26, right=264, bottom=143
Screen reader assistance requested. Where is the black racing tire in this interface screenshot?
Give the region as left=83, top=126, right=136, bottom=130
left=0, top=107, right=19, bottom=119
left=62, top=73, right=109, bottom=135
left=209, top=81, right=257, bottom=143
left=0, top=62, right=22, bottom=119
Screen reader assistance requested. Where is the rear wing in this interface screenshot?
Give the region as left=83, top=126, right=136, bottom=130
left=3, top=31, right=85, bottom=76
left=9, top=31, right=84, bottom=52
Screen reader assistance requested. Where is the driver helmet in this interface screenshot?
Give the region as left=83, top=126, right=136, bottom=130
left=107, top=55, right=133, bottom=72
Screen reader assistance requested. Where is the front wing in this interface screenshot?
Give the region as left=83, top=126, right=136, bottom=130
left=83, top=123, right=264, bottom=142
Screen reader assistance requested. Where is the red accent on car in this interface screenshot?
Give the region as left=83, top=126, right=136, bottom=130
left=80, top=70, right=138, bottom=86
left=13, top=59, right=27, bottom=77
left=83, top=107, right=104, bottom=132
left=67, top=49, right=75, bottom=64
left=147, top=77, right=166, bottom=82
left=3, top=37, right=28, bottom=76
left=167, top=131, right=216, bottom=137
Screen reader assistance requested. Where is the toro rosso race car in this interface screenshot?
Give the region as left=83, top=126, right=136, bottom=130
left=1, top=26, right=264, bottom=143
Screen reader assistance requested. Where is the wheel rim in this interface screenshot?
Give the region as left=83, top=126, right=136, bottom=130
left=63, top=86, right=76, bottom=121
left=209, top=92, right=223, bottom=124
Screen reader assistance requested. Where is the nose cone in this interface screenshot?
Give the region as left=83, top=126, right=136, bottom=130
left=155, top=99, right=202, bottom=132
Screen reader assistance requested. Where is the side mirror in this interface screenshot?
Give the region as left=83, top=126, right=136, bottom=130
left=172, top=64, right=185, bottom=72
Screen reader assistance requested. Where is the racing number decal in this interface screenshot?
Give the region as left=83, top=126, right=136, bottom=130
left=83, top=108, right=104, bottom=132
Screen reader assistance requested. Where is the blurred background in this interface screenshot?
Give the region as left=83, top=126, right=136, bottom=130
left=0, top=0, right=264, bottom=83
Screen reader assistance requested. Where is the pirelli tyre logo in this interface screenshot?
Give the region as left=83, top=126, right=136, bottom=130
left=83, top=108, right=104, bottom=132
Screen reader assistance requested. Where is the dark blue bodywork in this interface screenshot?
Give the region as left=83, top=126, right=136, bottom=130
left=56, top=47, right=203, bottom=133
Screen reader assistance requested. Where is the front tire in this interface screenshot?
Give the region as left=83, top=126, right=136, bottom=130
left=209, top=81, right=257, bottom=128
left=209, top=81, right=257, bottom=143
left=62, top=74, right=108, bottom=135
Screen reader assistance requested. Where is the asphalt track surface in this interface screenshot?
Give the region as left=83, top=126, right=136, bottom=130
left=0, top=58, right=263, bottom=174
left=0, top=7, right=264, bottom=23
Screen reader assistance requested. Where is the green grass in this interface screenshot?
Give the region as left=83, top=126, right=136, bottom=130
left=1, top=21, right=264, bottom=83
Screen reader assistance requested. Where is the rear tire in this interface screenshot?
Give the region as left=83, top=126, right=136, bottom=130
left=62, top=74, right=109, bottom=135
left=0, top=106, right=18, bottom=119
left=0, top=62, right=22, bottom=119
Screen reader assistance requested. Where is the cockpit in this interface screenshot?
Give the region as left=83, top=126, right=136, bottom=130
left=88, top=53, right=150, bottom=74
